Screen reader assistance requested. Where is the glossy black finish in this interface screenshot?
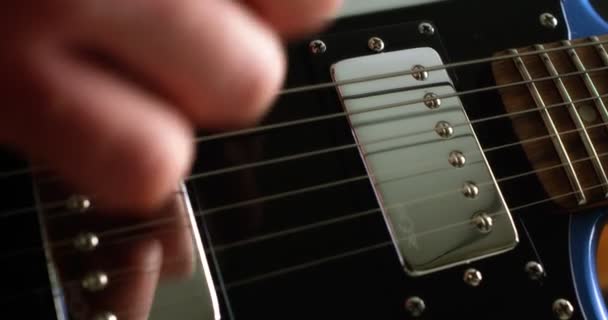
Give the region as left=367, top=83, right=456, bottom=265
left=189, top=0, right=586, bottom=319
left=0, top=0, right=594, bottom=319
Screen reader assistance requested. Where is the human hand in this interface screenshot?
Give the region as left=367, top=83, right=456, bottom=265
left=0, top=0, right=342, bottom=210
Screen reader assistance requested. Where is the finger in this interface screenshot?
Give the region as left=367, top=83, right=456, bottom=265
left=1, top=43, right=194, bottom=210
left=244, top=0, right=343, bottom=37
left=78, top=0, right=286, bottom=129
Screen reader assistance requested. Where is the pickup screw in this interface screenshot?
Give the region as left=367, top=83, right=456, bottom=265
left=424, top=92, right=441, bottom=109
left=462, top=181, right=480, bottom=199
left=405, top=296, right=426, bottom=317
left=309, top=40, right=327, bottom=55
left=435, top=121, right=454, bottom=138
left=82, top=271, right=109, bottom=292
left=418, top=22, right=435, bottom=36
left=525, top=261, right=545, bottom=280
left=471, top=212, right=493, bottom=234
left=411, top=65, right=429, bottom=81
left=540, top=13, right=559, bottom=29
left=66, top=194, right=91, bottom=213
left=93, top=312, right=117, bottom=320
left=448, top=151, right=466, bottom=168
left=463, top=268, right=483, bottom=287
left=553, top=299, right=574, bottom=320
left=73, top=232, right=99, bottom=252
left=368, top=37, right=385, bottom=53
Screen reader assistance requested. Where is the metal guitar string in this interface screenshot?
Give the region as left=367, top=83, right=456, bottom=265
left=6, top=179, right=606, bottom=307
left=0, top=86, right=606, bottom=244
left=0, top=38, right=607, bottom=180
left=2, top=66, right=608, bottom=223
left=279, top=37, right=608, bottom=95
left=5, top=118, right=608, bottom=265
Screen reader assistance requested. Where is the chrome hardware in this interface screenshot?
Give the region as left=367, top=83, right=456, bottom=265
left=435, top=121, right=454, bottom=138
left=471, top=212, right=493, bottom=234
left=540, top=13, right=559, bottom=29
left=463, top=268, right=483, bottom=287
left=590, top=36, right=608, bottom=66
left=368, top=37, right=385, bottom=53
left=423, top=92, right=441, bottom=109
left=309, top=40, right=327, bottom=55
left=525, top=261, right=545, bottom=280
left=73, top=232, right=99, bottom=252
left=511, top=49, right=586, bottom=205
left=536, top=44, right=608, bottom=196
left=564, top=40, right=608, bottom=128
left=411, top=65, right=429, bottom=81
left=448, top=151, right=466, bottom=168
left=66, top=195, right=91, bottom=212
left=82, top=271, right=109, bottom=292
left=418, top=22, right=435, bottom=36
left=93, top=312, right=118, bottom=320
left=405, top=296, right=426, bottom=317
left=553, top=299, right=574, bottom=320
left=462, top=181, right=480, bottom=199
left=331, top=47, right=517, bottom=276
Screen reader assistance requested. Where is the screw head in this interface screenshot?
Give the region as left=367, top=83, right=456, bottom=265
left=93, top=312, right=118, bottom=320
left=418, top=22, right=436, bottom=36
left=540, top=13, right=559, bottom=29
left=309, top=40, right=327, bottom=55
left=423, top=93, right=441, bottom=109
left=66, top=195, right=91, bottom=213
left=405, top=296, right=426, bottom=317
left=82, top=271, right=109, bottom=292
left=435, top=121, right=454, bottom=138
left=525, top=261, right=545, bottom=280
left=448, top=151, right=466, bottom=168
left=462, top=181, right=480, bottom=199
left=552, top=299, right=574, bottom=320
left=463, top=268, right=483, bottom=287
left=411, top=65, right=429, bottom=81
left=471, top=212, right=493, bottom=234
left=368, top=37, right=385, bottom=53
left=73, top=232, right=100, bottom=252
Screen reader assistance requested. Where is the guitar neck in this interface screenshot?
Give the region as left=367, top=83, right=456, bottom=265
left=492, top=35, right=608, bottom=211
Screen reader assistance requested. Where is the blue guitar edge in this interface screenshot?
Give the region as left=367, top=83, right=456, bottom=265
left=564, top=1, right=608, bottom=319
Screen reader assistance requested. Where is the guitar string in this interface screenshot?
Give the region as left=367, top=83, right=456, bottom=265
left=7, top=179, right=604, bottom=305
left=222, top=183, right=608, bottom=290
left=0, top=39, right=607, bottom=180
left=3, top=120, right=607, bottom=264
left=279, top=37, right=608, bottom=95
left=0, top=91, right=605, bottom=238
left=1, top=68, right=607, bottom=223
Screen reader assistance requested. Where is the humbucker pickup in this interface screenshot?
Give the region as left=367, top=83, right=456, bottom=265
left=331, top=47, right=519, bottom=275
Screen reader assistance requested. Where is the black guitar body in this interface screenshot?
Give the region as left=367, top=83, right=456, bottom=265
left=0, top=0, right=598, bottom=319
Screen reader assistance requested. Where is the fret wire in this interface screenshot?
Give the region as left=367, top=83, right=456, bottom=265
left=539, top=42, right=608, bottom=197
left=10, top=119, right=608, bottom=265
left=568, top=39, right=608, bottom=127
left=511, top=48, right=586, bottom=204
left=3, top=39, right=608, bottom=182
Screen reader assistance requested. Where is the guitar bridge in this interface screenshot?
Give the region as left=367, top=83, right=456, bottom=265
left=331, top=47, right=519, bottom=275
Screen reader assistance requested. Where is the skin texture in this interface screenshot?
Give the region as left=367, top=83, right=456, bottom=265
left=1, top=1, right=342, bottom=318
left=0, top=0, right=342, bottom=210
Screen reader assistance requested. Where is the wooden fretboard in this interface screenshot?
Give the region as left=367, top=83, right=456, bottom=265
left=492, top=35, right=608, bottom=211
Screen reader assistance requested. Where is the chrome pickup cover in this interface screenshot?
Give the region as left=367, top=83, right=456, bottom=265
left=331, top=47, right=518, bottom=275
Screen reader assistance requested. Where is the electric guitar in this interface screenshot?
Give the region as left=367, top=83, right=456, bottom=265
left=2, top=0, right=608, bottom=319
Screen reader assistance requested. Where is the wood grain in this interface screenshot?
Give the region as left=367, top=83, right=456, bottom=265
left=492, top=35, right=608, bottom=211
